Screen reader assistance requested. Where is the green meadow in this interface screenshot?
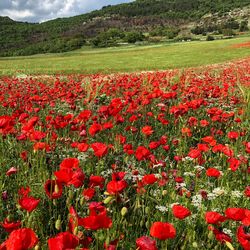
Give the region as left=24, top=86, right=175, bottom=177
left=0, top=36, right=250, bottom=76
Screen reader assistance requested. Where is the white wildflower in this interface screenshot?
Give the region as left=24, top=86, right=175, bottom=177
left=194, top=165, right=205, bottom=171
left=184, top=172, right=195, bottom=177
left=231, top=190, right=242, bottom=198
left=155, top=205, right=168, bottom=213
left=182, top=156, right=194, bottom=162
left=222, top=228, right=233, bottom=237
left=213, top=187, right=227, bottom=196
left=207, top=193, right=217, bottom=200
left=191, top=194, right=202, bottom=207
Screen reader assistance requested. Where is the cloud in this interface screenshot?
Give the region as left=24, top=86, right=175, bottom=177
left=0, top=0, right=134, bottom=23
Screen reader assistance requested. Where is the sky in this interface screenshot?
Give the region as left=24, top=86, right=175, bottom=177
left=0, top=0, right=134, bottom=23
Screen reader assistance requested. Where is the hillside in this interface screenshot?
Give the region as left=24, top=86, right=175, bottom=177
left=0, top=0, right=249, bottom=56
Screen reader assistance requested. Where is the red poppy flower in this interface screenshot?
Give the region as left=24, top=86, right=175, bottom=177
left=202, top=136, right=216, bottom=146
left=136, top=236, right=158, bottom=250
left=78, top=110, right=92, bottom=121
left=197, top=144, right=209, bottom=152
left=1, top=219, right=21, bottom=233
left=55, top=168, right=85, bottom=188
left=107, top=179, right=127, bottom=195
left=115, top=134, right=126, bottom=144
left=200, top=119, right=209, bottom=127
left=242, top=209, right=250, bottom=226
left=82, top=188, right=95, bottom=201
left=48, top=232, right=79, bottom=250
left=222, top=146, right=234, bottom=157
left=44, top=180, right=63, bottom=199
left=227, top=131, right=239, bottom=140
left=5, top=228, right=38, bottom=250
left=91, top=142, right=108, bottom=158
left=206, top=168, right=221, bottom=178
left=79, top=203, right=112, bottom=230
left=141, top=126, right=154, bottom=136
left=135, top=146, right=151, bottom=161
left=60, top=158, right=79, bottom=169
left=174, top=176, right=184, bottom=183
left=89, top=123, right=102, bottom=136
left=244, top=186, right=250, bottom=197
left=225, top=208, right=246, bottom=221
left=188, top=148, right=201, bottom=159
left=18, top=186, right=30, bottom=197
left=89, top=175, right=105, bottom=189
left=228, top=158, right=240, bottom=171
left=205, top=211, right=226, bottom=224
left=182, top=127, right=192, bottom=137
left=150, top=222, right=176, bottom=240
left=237, top=225, right=250, bottom=250
left=6, top=167, right=18, bottom=176
left=149, top=141, right=160, bottom=150
left=172, top=205, right=191, bottom=220
left=68, top=169, right=85, bottom=188
left=159, top=135, right=168, bottom=145
left=33, top=142, right=50, bottom=152
left=55, top=158, right=84, bottom=188
left=142, top=174, right=158, bottom=185
left=77, top=143, right=89, bottom=152
left=245, top=142, right=250, bottom=154
left=210, top=227, right=232, bottom=243
left=18, top=196, right=40, bottom=213
left=103, top=121, right=114, bottom=130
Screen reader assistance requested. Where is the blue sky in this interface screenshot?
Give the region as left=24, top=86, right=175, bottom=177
left=0, top=0, right=134, bottom=23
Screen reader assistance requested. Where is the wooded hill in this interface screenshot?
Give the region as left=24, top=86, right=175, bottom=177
left=0, top=0, right=249, bottom=56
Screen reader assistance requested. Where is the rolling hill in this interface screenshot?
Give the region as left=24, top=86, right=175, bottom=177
left=0, top=0, right=249, bottom=56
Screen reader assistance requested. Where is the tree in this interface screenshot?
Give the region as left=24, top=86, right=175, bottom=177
left=125, top=31, right=144, bottom=43
left=239, top=20, right=249, bottom=32
left=206, top=35, right=215, bottom=41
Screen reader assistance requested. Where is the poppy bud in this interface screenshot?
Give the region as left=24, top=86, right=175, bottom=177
left=145, top=207, right=150, bottom=214
left=105, top=235, right=110, bottom=247
left=68, top=190, right=74, bottom=200
left=162, top=190, right=167, bottom=196
left=225, top=241, right=234, bottom=250
left=140, top=220, right=144, bottom=227
left=146, top=221, right=150, bottom=229
left=73, top=226, right=78, bottom=235
left=34, top=244, right=40, bottom=250
left=121, top=207, right=128, bottom=217
left=192, top=242, right=198, bottom=248
left=55, top=217, right=61, bottom=230
left=135, top=199, right=141, bottom=209
left=104, top=196, right=113, bottom=204
left=80, top=197, right=85, bottom=206
left=98, top=233, right=105, bottom=241
left=66, top=198, right=71, bottom=207
left=208, top=230, right=213, bottom=239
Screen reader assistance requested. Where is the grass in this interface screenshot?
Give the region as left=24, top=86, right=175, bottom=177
left=0, top=36, right=250, bottom=76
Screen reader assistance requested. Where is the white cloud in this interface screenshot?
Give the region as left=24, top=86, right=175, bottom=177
left=1, top=8, right=34, bottom=20
left=0, top=0, right=134, bottom=23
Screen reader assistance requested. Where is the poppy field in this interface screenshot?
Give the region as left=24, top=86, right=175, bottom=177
left=0, top=58, right=250, bottom=250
